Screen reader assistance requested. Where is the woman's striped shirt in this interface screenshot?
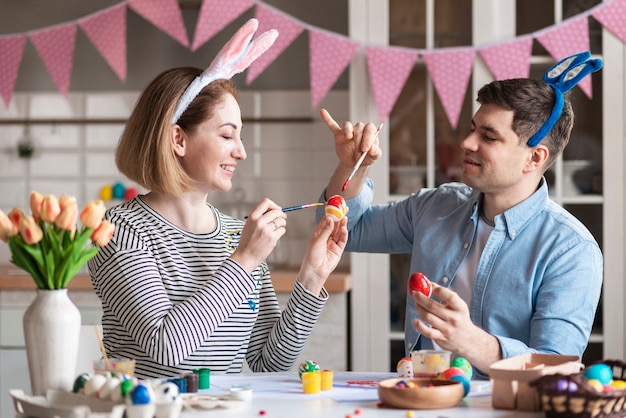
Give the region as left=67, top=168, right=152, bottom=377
left=88, top=196, right=328, bottom=379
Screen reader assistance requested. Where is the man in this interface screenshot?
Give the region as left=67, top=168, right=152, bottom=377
left=318, top=52, right=603, bottom=378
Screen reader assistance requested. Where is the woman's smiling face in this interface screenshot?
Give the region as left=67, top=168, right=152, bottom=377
left=179, top=93, right=246, bottom=193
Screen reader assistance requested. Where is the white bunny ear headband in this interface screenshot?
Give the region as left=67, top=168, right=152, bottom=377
left=171, top=18, right=279, bottom=125
left=526, top=51, right=602, bottom=147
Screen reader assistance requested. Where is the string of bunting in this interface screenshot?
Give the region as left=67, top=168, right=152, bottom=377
left=0, top=0, right=624, bottom=129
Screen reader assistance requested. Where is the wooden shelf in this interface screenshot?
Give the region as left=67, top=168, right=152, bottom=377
left=0, top=265, right=351, bottom=294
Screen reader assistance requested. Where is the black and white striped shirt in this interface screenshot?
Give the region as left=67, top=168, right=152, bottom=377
left=88, top=196, right=328, bottom=379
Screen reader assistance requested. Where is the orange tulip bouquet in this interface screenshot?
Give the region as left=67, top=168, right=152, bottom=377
left=0, top=191, right=114, bottom=289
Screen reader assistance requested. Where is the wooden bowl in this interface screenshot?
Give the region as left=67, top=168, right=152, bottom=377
left=378, top=378, right=465, bottom=409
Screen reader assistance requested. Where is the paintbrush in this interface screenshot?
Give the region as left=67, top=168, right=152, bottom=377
left=244, top=202, right=324, bottom=219
left=342, top=123, right=383, bottom=192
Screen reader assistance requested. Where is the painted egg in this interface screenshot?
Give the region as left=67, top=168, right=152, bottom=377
left=98, top=376, right=121, bottom=400
left=73, top=373, right=92, bottom=394
left=408, top=272, right=432, bottom=297
left=112, top=182, right=126, bottom=200
left=130, top=383, right=153, bottom=405
left=450, top=374, right=471, bottom=397
left=325, top=195, right=348, bottom=221
left=587, top=379, right=604, bottom=392
left=99, top=185, right=113, bottom=201
left=584, top=364, right=613, bottom=385
left=154, top=382, right=180, bottom=404
left=611, top=380, right=626, bottom=390
left=396, top=357, right=413, bottom=378
left=437, top=367, right=466, bottom=380
left=451, top=357, right=473, bottom=379
left=547, top=378, right=578, bottom=393
left=298, top=360, right=320, bottom=379
left=84, top=373, right=108, bottom=397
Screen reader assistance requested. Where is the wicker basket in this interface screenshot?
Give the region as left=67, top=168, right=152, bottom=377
left=530, top=360, right=626, bottom=418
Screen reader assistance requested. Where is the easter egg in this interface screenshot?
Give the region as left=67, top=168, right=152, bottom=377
left=396, top=356, right=413, bottom=378
left=611, top=380, right=626, bottom=390
left=130, top=383, right=153, bottom=405
left=450, top=374, right=470, bottom=397
left=584, top=364, right=613, bottom=385
left=325, top=195, right=348, bottom=221
left=112, top=182, right=125, bottom=200
left=73, top=373, right=92, bottom=394
left=451, top=357, right=473, bottom=379
left=298, top=360, right=320, bottom=379
left=98, top=376, right=121, bottom=400
left=547, top=378, right=578, bottom=393
left=438, top=367, right=466, bottom=380
left=587, top=379, right=604, bottom=392
left=99, top=185, right=113, bottom=201
left=84, top=373, right=107, bottom=397
left=124, top=187, right=138, bottom=201
left=154, top=382, right=180, bottom=404
left=408, top=272, right=432, bottom=297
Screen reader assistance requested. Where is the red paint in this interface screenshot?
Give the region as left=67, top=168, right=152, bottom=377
left=341, top=179, right=350, bottom=192
left=408, top=272, right=432, bottom=297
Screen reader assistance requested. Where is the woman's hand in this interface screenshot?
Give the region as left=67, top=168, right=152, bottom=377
left=296, top=216, right=348, bottom=296
left=231, top=198, right=287, bottom=272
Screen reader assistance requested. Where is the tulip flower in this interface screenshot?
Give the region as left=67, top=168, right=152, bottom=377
left=0, top=210, right=18, bottom=242
left=8, top=208, right=24, bottom=230
left=19, top=216, right=43, bottom=245
left=2, top=191, right=115, bottom=289
left=80, top=200, right=106, bottom=229
left=55, top=198, right=78, bottom=231
left=40, top=194, right=61, bottom=223
left=30, top=191, right=44, bottom=221
left=91, top=220, right=115, bottom=246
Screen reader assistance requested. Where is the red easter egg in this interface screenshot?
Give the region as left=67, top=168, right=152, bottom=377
left=408, top=272, right=432, bottom=297
left=326, top=195, right=344, bottom=208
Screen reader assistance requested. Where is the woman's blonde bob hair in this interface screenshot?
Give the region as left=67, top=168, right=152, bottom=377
left=115, top=67, right=240, bottom=196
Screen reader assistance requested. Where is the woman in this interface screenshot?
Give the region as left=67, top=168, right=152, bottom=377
left=88, top=63, right=347, bottom=378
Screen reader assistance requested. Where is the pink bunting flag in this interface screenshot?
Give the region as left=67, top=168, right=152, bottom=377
left=129, top=0, right=189, bottom=48
left=0, top=35, right=26, bottom=107
left=366, top=46, right=417, bottom=122
left=421, top=48, right=475, bottom=129
left=191, top=0, right=254, bottom=52
left=592, top=0, right=626, bottom=44
left=79, top=3, right=127, bottom=82
left=535, top=16, right=593, bottom=98
left=246, top=4, right=305, bottom=84
left=309, top=29, right=360, bottom=109
left=29, top=23, right=77, bottom=97
left=479, top=37, right=533, bottom=80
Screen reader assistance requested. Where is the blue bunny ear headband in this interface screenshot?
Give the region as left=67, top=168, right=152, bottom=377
left=526, top=51, right=603, bottom=147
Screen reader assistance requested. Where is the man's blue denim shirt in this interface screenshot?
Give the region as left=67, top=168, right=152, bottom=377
left=318, top=178, right=602, bottom=378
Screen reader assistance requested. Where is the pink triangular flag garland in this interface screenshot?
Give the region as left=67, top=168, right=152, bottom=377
left=421, top=48, right=475, bottom=129
left=366, top=46, right=417, bottom=122
left=79, top=3, right=127, bottom=82
left=0, top=35, right=26, bottom=107
left=535, top=16, right=593, bottom=98
left=29, top=23, right=77, bottom=96
left=246, top=4, right=305, bottom=84
left=592, top=0, right=626, bottom=44
left=129, top=0, right=189, bottom=48
left=309, top=29, right=360, bottom=109
left=191, top=0, right=254, bottom=51
left=479, top=37, right=533, bottom=80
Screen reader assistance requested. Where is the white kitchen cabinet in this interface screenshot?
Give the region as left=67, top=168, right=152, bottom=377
left=348, top=0, right=624, bottom=372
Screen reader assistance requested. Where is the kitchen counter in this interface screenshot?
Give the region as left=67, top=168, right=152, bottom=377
left=0, top=265, right=352, bottom=293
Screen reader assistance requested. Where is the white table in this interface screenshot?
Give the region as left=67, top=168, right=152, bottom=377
left=180, top=372, right=544, bottom=417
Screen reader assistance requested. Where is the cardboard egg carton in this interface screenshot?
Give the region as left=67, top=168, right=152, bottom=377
left=489, top=353, right=583, bottom=411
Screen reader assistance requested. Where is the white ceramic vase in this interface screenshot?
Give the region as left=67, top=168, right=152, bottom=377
left=23, top=288, right=81, bottom=396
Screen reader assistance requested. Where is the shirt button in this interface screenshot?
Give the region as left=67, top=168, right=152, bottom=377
left=442, top=277, right=449, bottom=283
left=511, top=231, right=516, bottom=237
left=407, top=342, right=413, bottom=350
left=463, top=242, right=469, bottom=249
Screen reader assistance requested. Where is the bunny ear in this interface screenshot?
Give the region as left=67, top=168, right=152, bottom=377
left=204, top=18, right=260, bottom=77
left=526, top=51, right=603, bottom=147
left=229, top=29, right=278, bottom=75
left=171, top=18, right=279, bottom=125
